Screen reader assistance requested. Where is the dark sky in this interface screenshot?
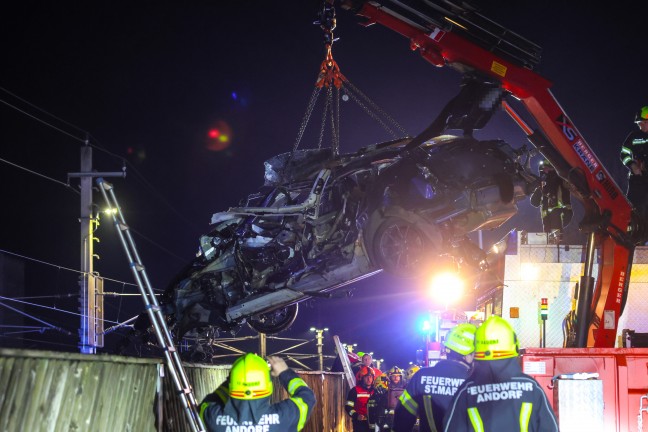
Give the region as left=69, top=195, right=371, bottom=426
left=1, top=1, right=646, bottom=368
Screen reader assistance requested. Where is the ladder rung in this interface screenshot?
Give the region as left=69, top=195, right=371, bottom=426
left=129, top=262, right=145, bottom=271
left=117, top=222, right=129, bottom=231
left=100, top=180, right=113, bottom=191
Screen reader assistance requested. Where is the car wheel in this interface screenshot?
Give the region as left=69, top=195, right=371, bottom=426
left=247, top=304, right=299, bottom=334
left=373, top=217, right=429, bottom=277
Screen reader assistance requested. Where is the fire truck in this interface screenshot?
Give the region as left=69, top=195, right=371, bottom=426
left=338, top=0, right=648, bottom=430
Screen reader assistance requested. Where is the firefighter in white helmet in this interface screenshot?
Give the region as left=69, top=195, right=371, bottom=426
left=443, top=316, right=558, bottom=431
left=393, top=323, right=477, bottom=432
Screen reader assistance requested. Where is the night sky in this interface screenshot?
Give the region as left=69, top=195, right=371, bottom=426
left=1, top=1, right=646, bottom=369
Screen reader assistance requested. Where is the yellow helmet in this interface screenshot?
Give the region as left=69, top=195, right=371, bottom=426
left=474, top=316, right=519, bottom=361
left=375, top=373, right=389, bottom=390
left=228, top=353, right=273, bottom=399
left=444, top=323, right=477, bottom=356
left=388, top=366, right=403, bottom=377
left=635, top=106, right=648, bottom=123
left=405, top=364, right=420, bottom=381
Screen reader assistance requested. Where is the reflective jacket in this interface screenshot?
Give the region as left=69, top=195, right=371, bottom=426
left=442, top=358, right=558, bottom=432
left=621, top=129, right=648, bottom=175
left=346, top=384, right=374, bottom=419
left=393, top=358, right=471, bottom=432
left=199, top=369, right=315, bottom=431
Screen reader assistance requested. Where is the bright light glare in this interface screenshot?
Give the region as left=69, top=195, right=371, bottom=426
left=429, top=272, right=464, bottom=306
left=104, top=208, right=118, bottom=215
left=520, top=263, right=540, bottom=281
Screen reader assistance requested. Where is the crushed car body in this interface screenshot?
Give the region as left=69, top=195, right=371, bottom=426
left=162, top=134, right=537, bottom=336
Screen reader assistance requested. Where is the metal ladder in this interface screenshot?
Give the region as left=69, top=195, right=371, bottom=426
left=96, top=178, right=205, bottom=432
left=333, top=335, right=356, bottom=389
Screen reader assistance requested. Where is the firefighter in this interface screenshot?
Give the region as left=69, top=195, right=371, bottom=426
left=367, top=367, right=406, bottom=430
left=530, top=159, right=572, bottom=244
left=367, top=373, right=390, bottom=430
left=346, top=365, right=376, bottom=432
left=393, top=323, right=476, bottom=432
left=443, top=316, right=558, bottom=432
left=621, top=106, right=648, bottom=221
left=388, top=366, right=406, bottom=390
left=354, top=352, right=382, bottom=381
left=200, top=353, right=315, bottom=431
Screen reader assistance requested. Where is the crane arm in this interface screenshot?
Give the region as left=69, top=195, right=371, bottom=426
left=341, top=0, right=643, bottom=347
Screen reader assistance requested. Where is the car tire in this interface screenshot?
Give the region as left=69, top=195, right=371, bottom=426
left=372, top=217, right=429, bottom=278
left=247, top=304, right=299, bottom=334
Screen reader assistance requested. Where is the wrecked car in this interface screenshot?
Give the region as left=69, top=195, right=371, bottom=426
left=160, top=134, right=536, bottom=337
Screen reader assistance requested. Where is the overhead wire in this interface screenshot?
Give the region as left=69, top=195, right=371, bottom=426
left=0, top=156, right=79, bottom=194
left=0, top=88, right=198, bottom=281
left=0, top=247, right=140, bottom=290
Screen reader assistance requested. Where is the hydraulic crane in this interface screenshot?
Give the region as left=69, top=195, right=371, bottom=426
left=339, top=0, right=647, bottom=348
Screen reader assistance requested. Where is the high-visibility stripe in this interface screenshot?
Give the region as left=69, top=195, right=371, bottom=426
left=230, top=389, right=272, bottom=398
left=467, top=407, right=484, bottom=432
left=399, top=390, right=419, bottom=415
left=215, top=386, right=228, bottom=403
left=287, top=377, right=307, bottom=395
left=290, top=395, right=309, bottom=431
left=622, top=156, right=633, bottom=165
left=199, top=402, right=210, bottom=422
left=423, top=395, right=437, bottom=432
left=346, top=401, right=355, bottom=407
left=519, top=402, right=532, bottom=432
left=621, top=146, right=633, bottom=155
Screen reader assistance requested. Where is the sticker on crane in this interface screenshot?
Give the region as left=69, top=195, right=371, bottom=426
left=573, top=140, right=599, bottom=173
left=557, top=115, right=599, bottom=173
left=428, top=28, right=445, bottom=42
left=603, top=310, right=615, bottom=329
left=522, top=361, right=546, bottom=375
left=490, top=61, right=507, bottom=77
left=616, top=270, right=627, bottom=305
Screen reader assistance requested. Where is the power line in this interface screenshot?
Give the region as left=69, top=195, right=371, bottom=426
left=0, top=156, right=79, bottom=194
left=1, top=87, right=198, bottom=230
left=0, top=295, right=119, bottom=325
left=0, top=97, right=86, bottom=144
left=0, top=86, right=90, bottom=139
left=0, top=248, right=138, bottom=290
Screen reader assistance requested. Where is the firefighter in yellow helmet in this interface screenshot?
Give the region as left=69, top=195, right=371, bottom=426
left=621, top=106, right=648, bottom=221
left=443, top=316, right=558, bottom=432
left=393, top=323, right=476, bottom=432
left=200, top=353, right=315, bottom=431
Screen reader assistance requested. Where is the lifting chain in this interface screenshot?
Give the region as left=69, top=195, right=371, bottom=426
left=291, top=0, right=408, bottom=157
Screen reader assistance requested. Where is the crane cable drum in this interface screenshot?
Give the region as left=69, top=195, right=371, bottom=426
left=292, top=0, right=409, bottom=158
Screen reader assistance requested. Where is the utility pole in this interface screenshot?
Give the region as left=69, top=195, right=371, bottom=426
left=310, top=327, right=328, bottom=370
left=69, top=142, right=125, bottom=354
